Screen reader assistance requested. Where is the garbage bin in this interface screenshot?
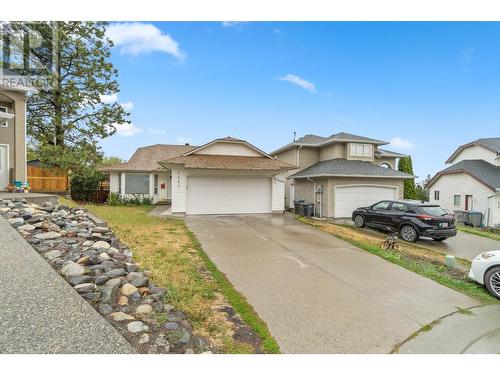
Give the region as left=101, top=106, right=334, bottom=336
left=468, top=211, right=483, bottom=227
left=294, top=200, right=305, bottom=215
left=303, top=203, right=315, bottom=217
left=462, top=211, right=470, bottom=226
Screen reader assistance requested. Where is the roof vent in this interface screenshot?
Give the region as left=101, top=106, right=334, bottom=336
left=185, top=143, right=190, bottom=146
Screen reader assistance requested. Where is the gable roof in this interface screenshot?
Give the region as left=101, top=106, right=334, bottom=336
left=375, top=148, right=407, bottom=158
left=426, top=159, right=500, bottom=191
left=289, top=159, right=415, bottom=179
left=159, top=154, right=296, bottom=171
left=271, top=132, right=389, bottom=155
left=446, top=137, right=500, bottom=164
left=183, top=136, right=273, bottom=159
left=100, top=144, right=197, bottom=172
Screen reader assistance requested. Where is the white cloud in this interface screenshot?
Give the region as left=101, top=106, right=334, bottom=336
left=278, top=74, right=316, bottom=93
left=106, top=22, right=185, bottom=59
left=389, top=137, right=417, bottom=150
left=177, top=136, right=192, bottom=145
left=148, top=128, right=166, bottom=135
left=461, top=47, right=474, bottom=65
left=112, top=123, right=143, bottom=137
left=99, top=93, right=118, bottom=104
left=120, top=101, right=134, bottom=111
left=221, top=22, right=247, bottom=29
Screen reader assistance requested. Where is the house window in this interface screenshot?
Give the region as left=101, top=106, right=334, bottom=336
left=0, top=107, right=8, bottom=128
left=380, top=163, right=392, bottom=169
left=454, top=195, right=461, bottom=206
left=125, top=173, right=150, bottom=194
left=434, top=190, right=440, bottom=201
left=351, top=143, right=372, bottom=156
left=154, top=174, right=159, bottom=195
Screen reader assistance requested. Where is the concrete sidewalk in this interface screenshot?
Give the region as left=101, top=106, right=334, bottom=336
left=397, top=305, right=500, bottom=354
left=0, top=216, right=134, bottom=354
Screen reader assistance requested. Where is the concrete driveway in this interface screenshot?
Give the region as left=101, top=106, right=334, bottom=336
left=186, top=214, right=478, bottom=354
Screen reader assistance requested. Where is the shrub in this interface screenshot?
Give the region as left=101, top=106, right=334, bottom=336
left=107, top=192, right=122, bottom=206
left=70, top=169, right=105, bottom=202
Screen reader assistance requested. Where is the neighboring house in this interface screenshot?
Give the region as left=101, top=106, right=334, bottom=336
left=427, top=138, right=500, bottom=227
left=271, top=132, right=414, bottom=218
left=105, top=137, right=296, bottom=215
left=0, top=86, right=32, bottom=190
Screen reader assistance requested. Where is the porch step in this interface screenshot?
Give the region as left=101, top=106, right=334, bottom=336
left=157, top=199, right=171, bottom=206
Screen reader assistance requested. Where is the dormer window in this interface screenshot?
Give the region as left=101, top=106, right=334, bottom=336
left=351, top=143, right=372, bottom=156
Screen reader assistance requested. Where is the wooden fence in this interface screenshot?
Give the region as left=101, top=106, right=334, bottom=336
left=27, top=166, right=69, bottom=193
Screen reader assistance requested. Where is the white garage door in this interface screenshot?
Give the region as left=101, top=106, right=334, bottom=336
left=335, top=185, right=397, bottom=218
left=186, top=176, right=272, bottom=215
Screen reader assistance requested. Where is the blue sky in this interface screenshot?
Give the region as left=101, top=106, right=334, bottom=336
left=101, top=22, right=500, bottom=180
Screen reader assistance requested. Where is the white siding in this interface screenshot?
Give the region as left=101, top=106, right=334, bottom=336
left=109, top=173, right=120, bottom=193
left=272, top=174, right=285, bottom=212
left=487, top=194, right=500, bottom=227
left=171, top=167, right=187, bottom=214
left=450, top=145, right=497, bottom=165
left=429, top=173, right=494, bottom=220
left=195, top=142, right=262, bottom=157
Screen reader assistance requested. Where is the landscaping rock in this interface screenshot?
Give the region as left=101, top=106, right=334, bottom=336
left=135, top=304, right=153, bottom=315
left=34, top=231, right=62, bottom=240
left=18, top=224, right=35, bottom=231
left=61, top=261, right=85, bottom=277
left=44, top=250, right=63, bottom=261
left=109, top=312, right=135, bottom=322
left=100, top=278, right=121, bottom=304
left=138, top=333, right=150, bottom=345
left=8, top=217, right=24, bottom=227
left=92, top=240, right=110, bottom=249
left=97, top=303, right=113, bottom=315
left=68, top=275, right=93, bottom=286
left=121, top=283, right=138, bottom=296
left=74, top=283, right=97, bottom=294
left=131, top=276, right=149, bottom=288
left=127, top=321, right=149, bottom=333
left=105, top=268, right=127, bottom=278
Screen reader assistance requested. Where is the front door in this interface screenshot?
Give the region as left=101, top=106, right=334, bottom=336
left=465, top=195, right=473, bottom=211
left=0, top=145, right=9, bottom=190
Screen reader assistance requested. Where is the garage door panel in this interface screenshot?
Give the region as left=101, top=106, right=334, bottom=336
left=335, top=185, right=397, bottom=218
left=187, top=176, right=272, bottom=215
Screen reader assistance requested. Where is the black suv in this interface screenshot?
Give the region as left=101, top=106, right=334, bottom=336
left=352, top=200, right=457, bottom=242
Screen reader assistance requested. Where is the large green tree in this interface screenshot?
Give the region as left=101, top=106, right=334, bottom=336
left=19, top=22, right=128, bottom=172
left=397, top=156, right=417, bottom=199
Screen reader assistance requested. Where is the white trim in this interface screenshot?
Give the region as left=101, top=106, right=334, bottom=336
left=291, top=173, right=413, bottom=179
left=350, top=143, right=372, bottom=157
left=183, top=138, right=274, bottom=159
left=0, top=143, right=10, bottom=189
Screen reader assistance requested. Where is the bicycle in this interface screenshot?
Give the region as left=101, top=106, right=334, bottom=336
left=380, top=227, right=400, bottom=251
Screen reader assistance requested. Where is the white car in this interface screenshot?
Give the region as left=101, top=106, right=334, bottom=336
left=469, top=250, right=500, bottom=299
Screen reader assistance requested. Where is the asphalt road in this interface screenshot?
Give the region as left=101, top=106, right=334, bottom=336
left=0, top=215, right=134, bottom=354
left=186, top=214, right=478, bottom=354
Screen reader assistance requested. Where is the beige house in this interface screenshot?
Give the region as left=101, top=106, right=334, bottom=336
left=427, top=137, right=500, bottom=227
left=271, top=132, right=414, bottom=218
left=104, top=137, right=296, bottom=215
left=0, top=86, right=31, bottom=190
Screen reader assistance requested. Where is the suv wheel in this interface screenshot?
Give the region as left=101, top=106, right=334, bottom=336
left=354, top=214, right=365, bottom=228
left=400, top=225, right=418, bottom=243
left=485, top=266, right=500, bottom=299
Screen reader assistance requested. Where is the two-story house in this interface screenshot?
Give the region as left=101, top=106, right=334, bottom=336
left=0, top=85, right=31, bottom=190
left=427, top=138, right=500, bottom=227
left=271, top=132, right=414, bottom=218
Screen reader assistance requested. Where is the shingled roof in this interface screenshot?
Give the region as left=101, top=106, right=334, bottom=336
left=100, top=144, right=197, bottom=172
left=427, top=160, right=500, bottom=191
left=290, top=159, right=415, bottom=179
left=271, top=132, right=390, bottom=155
left=159, top=154, right=296, bottom=171
left=447, top=137, right=500, bottom=163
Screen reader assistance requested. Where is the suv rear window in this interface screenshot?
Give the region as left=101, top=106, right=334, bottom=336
left=419, top=206, right=448, bottom=216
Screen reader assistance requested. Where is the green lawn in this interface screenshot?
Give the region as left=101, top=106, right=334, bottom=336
left=60, top=198, right=279, bottom=353
left=457, top=225, right=500, bottom=241
left=298, top=216, right=499, bottom=305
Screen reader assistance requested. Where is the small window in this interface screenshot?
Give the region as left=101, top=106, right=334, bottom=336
left=0, top=106, right=8, bottom=128
left=154, top=174, right=159, bottom=195
left=391, top=202, right=407, bottom=212
left=454, top=195, right=461, bottom=206
left=351, top=143, right=372, bottom=157
left=372, top=201, right=391, bottom=211
left=434, top=190, right=440, bottom=201
left=380, top=163, right=392, bottom=169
